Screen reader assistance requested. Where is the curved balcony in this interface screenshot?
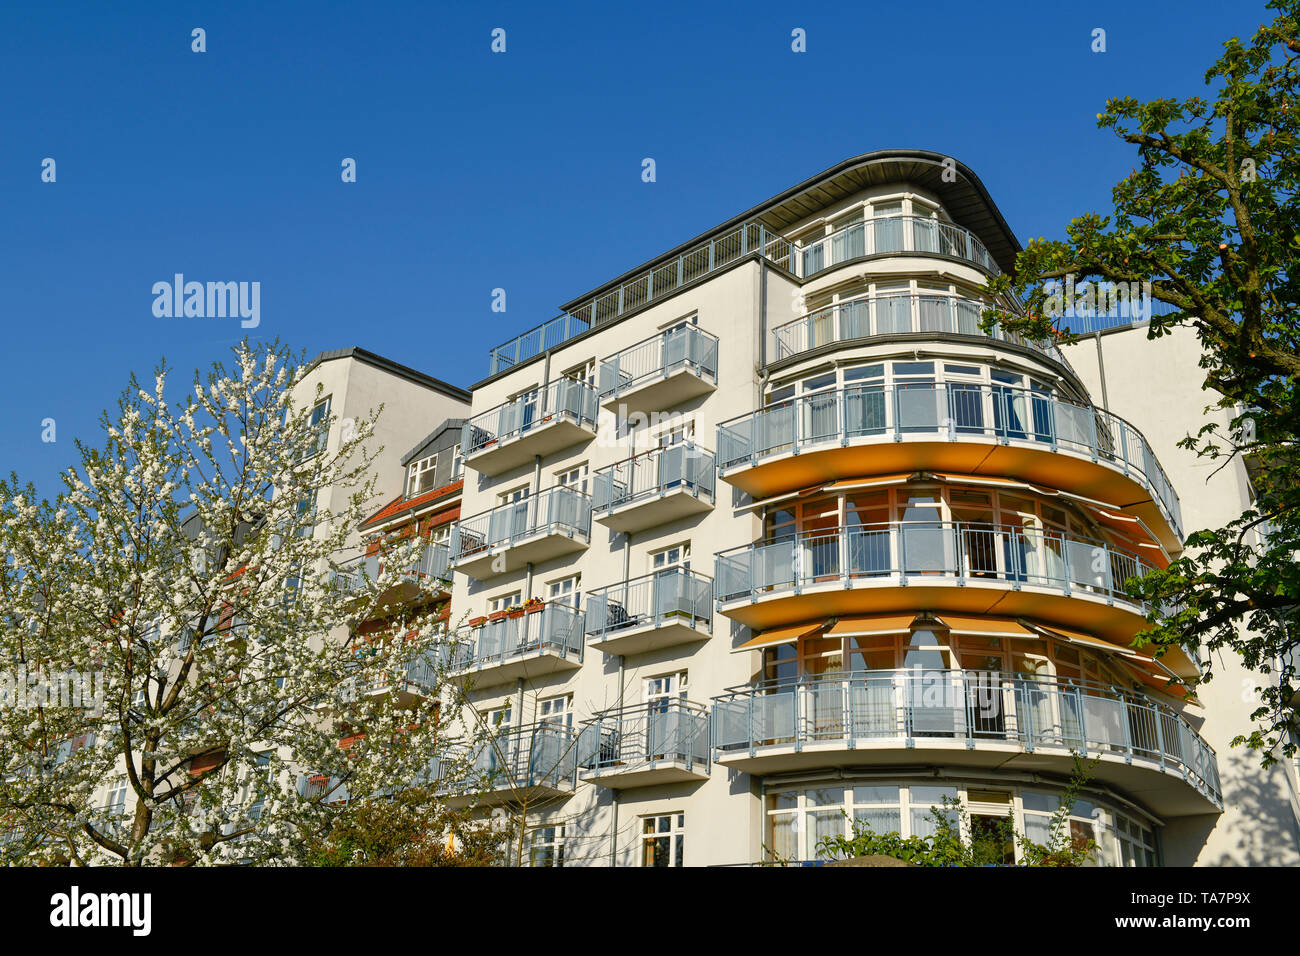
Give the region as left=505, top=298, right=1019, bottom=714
left=449, top=486, right=592, bottom=580
left=591, top=443, right=715, bottom=533
left=449, top=603, right=584, bottom=688
left=784, top=214, right=1001, bottom=280
left=770, top=292, right=1073, bottom=373
left=461, top=378, right=597, bottom=477
left=598, top=325, right=718, bottom=416
left=712, top=672, right=1221, bottom=816
left=585, top=568, right=713, bottom=656
left=580, top=700, right=711, bottom=789
left=714, top=522, right=1154, bottom=644
left=716, top=382, right=1182, bottom=549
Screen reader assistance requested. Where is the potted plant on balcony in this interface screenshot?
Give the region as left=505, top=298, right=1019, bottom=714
left=523, top=597, right=545, bottom=615
left=468, top=615, right=488, bottom=627
left=506, top=604, right=526, bottom=620
left=488, top=609, right=510, bottom=623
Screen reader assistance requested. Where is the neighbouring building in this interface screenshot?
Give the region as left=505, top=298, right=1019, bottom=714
left=433, top=149, right=1300, bottom=867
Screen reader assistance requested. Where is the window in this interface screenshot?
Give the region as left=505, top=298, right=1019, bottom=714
left=537, top=694, right=572, bottom=728
left=103, top=777, right=129, bottom=816
left=641, top=813, right=685, bottom=867
left=657, top=419, right=694, bottom=448
left=565, top=360, right=596, bottom=387
left=486, top=704, right=512, bottom=728
left=304, top=397, right=331, bottom=458
left=528, top=824, right=565, bottom=867
left=547, top=574, right=581, bottom=609
left=429, top=523, right=450, bottom=544
left=450, top=443, right=463, bottom=479
left=499, top=485, right=530, bottom=507
left=645, top=672, right=686, bottom=704
left=244, top=752, right=273, bottom=819
left=489, top=592, right=521, bottom=613
left=406, top=455, right=438, bottom=497
left=651, top=543, right=690, bottom=573
left=294, top=491, right=317, bottom=539
left=556, top=464, right=589, bottom=496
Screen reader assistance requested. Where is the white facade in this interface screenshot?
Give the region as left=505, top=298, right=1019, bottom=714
left=442, top=151, right=1293, bottom=867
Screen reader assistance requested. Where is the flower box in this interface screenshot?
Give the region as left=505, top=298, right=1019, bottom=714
left=468, top=615, right=488, bottom=627
left=488, top=610, right=509, bottom=622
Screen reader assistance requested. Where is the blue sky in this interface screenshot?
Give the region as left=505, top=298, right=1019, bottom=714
left=0, top=0, right=1261, bottom=498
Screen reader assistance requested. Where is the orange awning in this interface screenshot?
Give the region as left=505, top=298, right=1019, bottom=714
left=827, top=614, right=919, bottom=637
left=1023, top=622, right=1191, bottom=697
left=733, top=620, right=831, bottom=652
left=931, top=614, right=1036, bottom=638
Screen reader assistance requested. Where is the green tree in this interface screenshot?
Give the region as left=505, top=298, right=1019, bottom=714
left=985, top=2, right=1300, bottom=764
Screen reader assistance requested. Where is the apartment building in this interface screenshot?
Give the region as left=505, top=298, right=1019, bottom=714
left=439, top=149, right=1300, bottom=867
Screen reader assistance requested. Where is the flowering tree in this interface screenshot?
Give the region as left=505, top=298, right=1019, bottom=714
left=0, top=340, right=479, bottom=865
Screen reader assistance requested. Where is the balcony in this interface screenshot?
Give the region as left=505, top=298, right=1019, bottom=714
left=712, top=672, right=1221, bottom=816
left=598, top=325, right=719, bottom=416
left=786, top=214, right=1001, bottom=280
left=580, top=700, right=710, bottom=788
left=429, top=722, right=580, bottom=806
left=461, top=378, right=597, bottom=477
left=770, top=292, right=1072, bottom=372
left=585, top=568, right=713, bottom=656
left=449, top=486, right=592, bottom=580
left=717, top=382, right=1183, bottom=549
left=591, top=443, right=715, bottom=533
left=338, top=647, right=445, bottom=708
left=332, top=542, right=451, bottom=606
left=449, top=603, right=584, bottom=687
left=715, top=522, right=1155, bottom=643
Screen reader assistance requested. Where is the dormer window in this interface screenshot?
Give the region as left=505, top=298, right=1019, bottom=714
left=406, top=454, right=438, bottom=497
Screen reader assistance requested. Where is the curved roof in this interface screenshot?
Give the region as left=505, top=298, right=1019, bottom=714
left=560, top=149, right=1023, bottom=312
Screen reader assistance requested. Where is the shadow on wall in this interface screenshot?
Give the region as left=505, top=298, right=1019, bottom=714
left=1163, top=748, right=1300, bottom=866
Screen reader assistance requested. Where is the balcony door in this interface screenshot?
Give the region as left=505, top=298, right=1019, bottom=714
left=646, top=674, right=685, bottom=760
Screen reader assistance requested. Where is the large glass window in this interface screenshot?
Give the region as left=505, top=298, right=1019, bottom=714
left=641, top=813, right=685, bottom=867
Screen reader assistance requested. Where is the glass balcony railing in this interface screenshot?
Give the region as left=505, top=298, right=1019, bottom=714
left=581, top=700, right=711, bottom=776
left=340, top=646, right=446, bottom=701
left=715, top=521, right=1155, bottom=611
left=487, top=215, right=1002, bottom=375
left=712, top=672, right=1221, bottom=807
left=597, top=325, right=719, bottom=403
left=429, top=722, right=582, bottom=794
left=461, top=378, right=598, bottom=458
left=789, top=215, right=1001, bottom=279
left=449, top=603, right=585, bottom=674
left=591, top=443, right=716, bottom=515
left=585, top=568, right=713, bottom=643
left=770, top=292, right=1072, bottom=371
left=449, top=486, right=592, bottom=564
left=331, top=542, right=451, bottom=596
left=717, top=382, right=1183, bottom=540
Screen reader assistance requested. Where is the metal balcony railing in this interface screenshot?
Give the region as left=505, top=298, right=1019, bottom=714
left=715, top=521, right=1154, bottom=610
left=770, top=292, right=1073, bottom=372
left=582, top=699, right=710, bottom=774
left=297, top=773, right=349, bottom=804
left=712, top=671, right=1221, bottom=806
left=487, top=213, right=1003, bottom=374
left=449, top=486, right=592, bottom=563
left=450, top=603, right=584, bottom=673
left=597, top=326, right=719, bottom=402
left=341, top=645, right=446, bottom=700
left=591, top=443, right=715, bottom=515
left=585, top=568, right=714, bottom=642
left=461, top=378, right=597, bottom=457
left=791, top=215, right=1000, bottom=279
left=331, top=542, right=451, bottom=595
left=717, top=381, right=1183, bottom=540
left=431, top=722, right=582, bottom=793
